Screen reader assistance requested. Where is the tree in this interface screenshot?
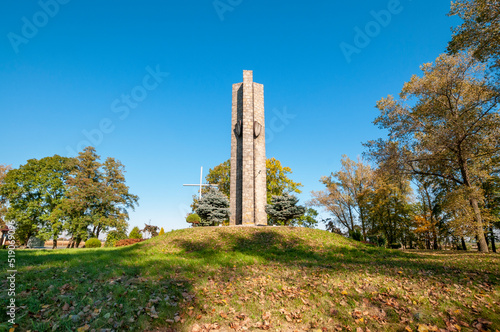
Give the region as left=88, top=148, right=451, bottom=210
left=0, top=156, right=73, bottom=246
left=482, top=163, right=500, bottom=252
left=310, top=156, right=373, bottom=240
left=364, top=169, right=414, bottom=247
left=310, top=157, right=374, bottom=237
left=365, top=53, right=500, bottom=252
left=129, top=226, right=143, bottom=239
left=195, top=188, right=230, bottom=226
left=57, top=147, right=102, bottom=247
left=105, top=229, right=127, bottom=247
left=98, top=158, right=139, bottom=237
left=191, top=158, right=303, bottom=211
left=413, top=178, right=445, bottom=249
left=323, top=218, right=344, bottom=235
left=186, top=213, right=201, bottom=226
left=292, top=207, right=319, bottom=228
left=266, top=158, right=303, bottom=204
left=58, top=147, right=138, bottom=247
left=205, top=160, right=231, bottom=198
left=266, top=193, right=306, bottom=226
left=159, top=227, right=165, bottom=235
left=0, top=164, right=12, bottom=228
left=440, top=186, right=479, bottom=248
left=310, top=178, right=356, bottom=233
left=142, top=223, right=159, bottom=238
left=448, top=0, right=500, bottom=73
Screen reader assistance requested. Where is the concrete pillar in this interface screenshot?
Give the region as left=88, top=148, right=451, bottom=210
left=230, top=70, right=267, bottom=226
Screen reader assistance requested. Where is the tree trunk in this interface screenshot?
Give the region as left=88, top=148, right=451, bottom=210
left=25, top=229, right=33, bottom=247
left=490, top=226, right=496, bottom=253
left=359, top=209, right=367, bottom=242
left=361, top=218, right=366, bottom=242
left=75, top=238, right=82, bottom=248
left=386, top=206, right=394, bottom=245
left=470, top=197, right=489, bottom=252
left=457, top=151, right=488, bottom=252
left=461, top=237, right=467, bottom=251
left=52, top=239, right=57, bottom=249
left=348, top=205, right=355, bottom=231
left=424, top=187, right=439, bottom=250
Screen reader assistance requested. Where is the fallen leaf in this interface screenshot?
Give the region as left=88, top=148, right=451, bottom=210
left=76, top=325, right=90, bottom=332
left=417, top=325, right=429, bottom=332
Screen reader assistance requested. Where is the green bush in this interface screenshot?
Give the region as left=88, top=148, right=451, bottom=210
left=85, top=238, right=102, bottom=248
left=186, top=213, right=201, bottom=225
left=367, top=235, right=387, bottom=247
left=349, top=229, right=362, bottom=242
left=105, top=230, right=127, bottom=247
left=129, top=226, right=143, bottom=239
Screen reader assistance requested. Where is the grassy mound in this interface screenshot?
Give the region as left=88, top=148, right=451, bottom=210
left=1, top=227, right=499, bottom=331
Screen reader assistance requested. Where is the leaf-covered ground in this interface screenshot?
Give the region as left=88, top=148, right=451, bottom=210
left=1, top=227, right=499, bottom=331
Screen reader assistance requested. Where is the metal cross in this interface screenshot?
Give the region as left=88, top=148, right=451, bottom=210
left=183, top=166, right=218, bottom=200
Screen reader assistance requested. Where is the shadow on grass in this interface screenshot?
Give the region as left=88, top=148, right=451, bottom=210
left=4, top=227, right=499, bottom=294
left=168, top=228, right=500, bottom=286
left=0, top=244, right=191, bottom=331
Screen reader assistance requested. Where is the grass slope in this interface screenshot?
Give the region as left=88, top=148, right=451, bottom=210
left=1, top=227, right=499, bottom=332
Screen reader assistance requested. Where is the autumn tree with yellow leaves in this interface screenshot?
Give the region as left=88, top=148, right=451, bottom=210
left=365, top=53, right=500, bottom=252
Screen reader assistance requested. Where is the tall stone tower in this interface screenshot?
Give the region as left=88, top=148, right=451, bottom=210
left=230, top=70, right=267, bottom=226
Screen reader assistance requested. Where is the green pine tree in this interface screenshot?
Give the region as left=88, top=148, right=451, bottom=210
left=266, top=193, right=305, bottom=226
left=129, top=226, right=142, bottom=239
left=195, top=189, right=230, bottom=226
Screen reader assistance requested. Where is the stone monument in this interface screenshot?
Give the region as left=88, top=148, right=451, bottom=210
left=230, top=70, right=267, bottom=226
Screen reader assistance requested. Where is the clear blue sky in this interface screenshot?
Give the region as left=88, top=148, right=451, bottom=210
left=0, top=0, right=460, bottom=233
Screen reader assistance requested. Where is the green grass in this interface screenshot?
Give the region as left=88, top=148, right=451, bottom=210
left=1, top=226, right=499, bottom=331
